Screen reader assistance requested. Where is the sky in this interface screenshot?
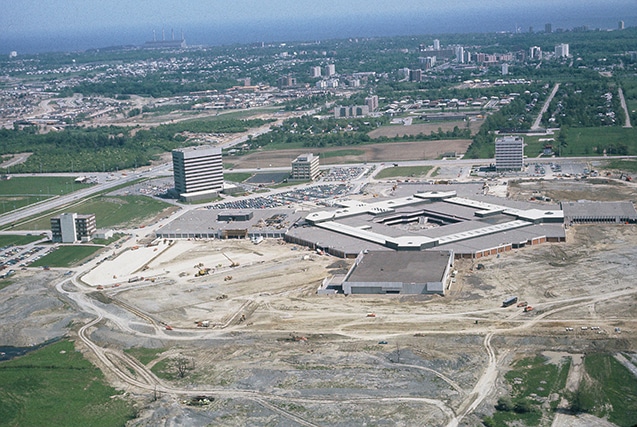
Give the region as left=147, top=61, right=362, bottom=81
left=1, top=0, right=636, bottom=53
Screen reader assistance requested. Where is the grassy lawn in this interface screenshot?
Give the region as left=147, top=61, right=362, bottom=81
left=223, top=172, right=253, bottom=183
left=0, top=234, right=45, bottom=247
left=0, top=340, right=136, bottom=427
left=604, top=159, right=637, bottom=173
left=124, top=347, right=165, bottom=366
left=30, top=245, right=103, bottom=268
left=13, top=195, right=174, bottom=231
left=150, top=358, right=175, bottom=381
left=0, top=279, right=16, bottom=291
left=574, top=353, right=637, bottom=426
left=374, top=165, right=433, bottom=179
left=523, top=135, right=556, bottom=158
left=564, top=127, right=637, bottom=156
left=486, top=353, right=571, bottom=426
left=0, top=177, right=91, bottom=215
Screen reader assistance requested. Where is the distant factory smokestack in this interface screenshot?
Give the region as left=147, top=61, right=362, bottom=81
left=162, top=28, right=165, bottom=41
left=171, top=28, right=174, bottom=40
left=153, top=30, right=156, bottom=42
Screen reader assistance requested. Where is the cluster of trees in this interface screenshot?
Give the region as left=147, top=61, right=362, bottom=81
left=0, top=118, right=270, bottom=173
left=543, top=81, right=624, bottom=128
left=60, top=74, right=238, bottom=98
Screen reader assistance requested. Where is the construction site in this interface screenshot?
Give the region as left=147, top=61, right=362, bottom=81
left=2, top=174, right=637, bottom=426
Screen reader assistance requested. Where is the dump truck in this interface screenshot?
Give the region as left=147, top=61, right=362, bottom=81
left=502, top=296, right=518, bottom=307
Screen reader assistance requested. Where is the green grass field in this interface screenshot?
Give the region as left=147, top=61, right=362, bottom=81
left=564, top=127, right=637, bottom=156
left=124, top=347, right=165, bottom=366
left=374, top=165, right=433, bottom=179
left=575, top=353, right=637, bottom=426
left=486, top=353, right=570, bottom=426
left=30, top=245, right=104, bottom=268
left=0, top=234, right=45, bottom=247
left=223, top=172, right=253, bottom=183
left=0, top=340, right=136, bottom=427
left=0, top=177, right=92, bottom=215
left=605, top=159, right=637, bottom=173
left=13, top=195, right=174, bottom=231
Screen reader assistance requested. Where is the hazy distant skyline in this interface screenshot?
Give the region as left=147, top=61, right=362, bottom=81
left=1, top=0, right=636, bottom=53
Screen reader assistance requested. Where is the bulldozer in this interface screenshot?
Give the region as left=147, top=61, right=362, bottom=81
left=195, top=268, right=211, bottom=277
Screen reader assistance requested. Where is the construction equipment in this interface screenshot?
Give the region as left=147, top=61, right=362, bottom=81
left=222, top=252, right=239, bottom=267
left=524, top=306, right=534, bottom=312
left=502, top=296, right=518, bottom=307
left=195, top=268, right=210, bottom=277
left=517, top=301, right=528, bottom=307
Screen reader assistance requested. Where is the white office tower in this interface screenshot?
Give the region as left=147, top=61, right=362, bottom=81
left=495, top=136, right=524, bottom=171
left=530, top=46, right=542, bottom=60
left=455, top=46, right=464, bottom=63
left=172, top=145, right=223, bottom=201
left=501, top=63, right=509, bottom=75
left=291, top=153, right=320, bottom=181
left=433, top=39, right=440, bottom=50
left=324, top=64, right=336, bottom=76
left=310, top=66, right=322, bottom=78
left=555, top=43, right=569, bottom=58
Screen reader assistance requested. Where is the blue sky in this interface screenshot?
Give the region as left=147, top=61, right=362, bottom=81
left=1, top=1, right=635, bottom=53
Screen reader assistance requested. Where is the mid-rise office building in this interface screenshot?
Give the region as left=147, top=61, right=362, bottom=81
left=501, top=63, right=509, bottom=75
left=530, top=46, right=542, bottom=60
left=555, top=43, right=569, bottom=58
left=310, top=66, right=322, bottom=78
left=334, top=105, right=370, bottom=118
left=324, top=64, right=336, bottom=76
left=51, top=213, right=96, bottom=243
left=365, top=95, right=379, bottom=112
left=495, top=136, right=524, bottom=171
left=409, top=69, right=423, bottom=82
left=277, top=76, right=297, bottom=88
left=455, top=46, right=465, bottom=63
left=433, top=39, right=440, bottom=50
left=545, top=23, right=552, bottom=33
left=419, top=56, right=436, bottom=69
left=172, top=145, right=223, bottom=200
left=291, top=153, right=320, bottom=181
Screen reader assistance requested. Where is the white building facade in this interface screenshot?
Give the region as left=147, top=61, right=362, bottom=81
left=495, top=136, right=524, bottom=171
left=172, top=145, right=223, bottom=200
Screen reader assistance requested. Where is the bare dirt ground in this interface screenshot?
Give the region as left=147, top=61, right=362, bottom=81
left=227, top=139, right=472, bottom=169
left=368, top=121, right=476, bottom=139
left=75, top=222, right=637, bottom=426
left=3, top=179, right=637, bottom=426
left=508, top=178, right=636, bottom=203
